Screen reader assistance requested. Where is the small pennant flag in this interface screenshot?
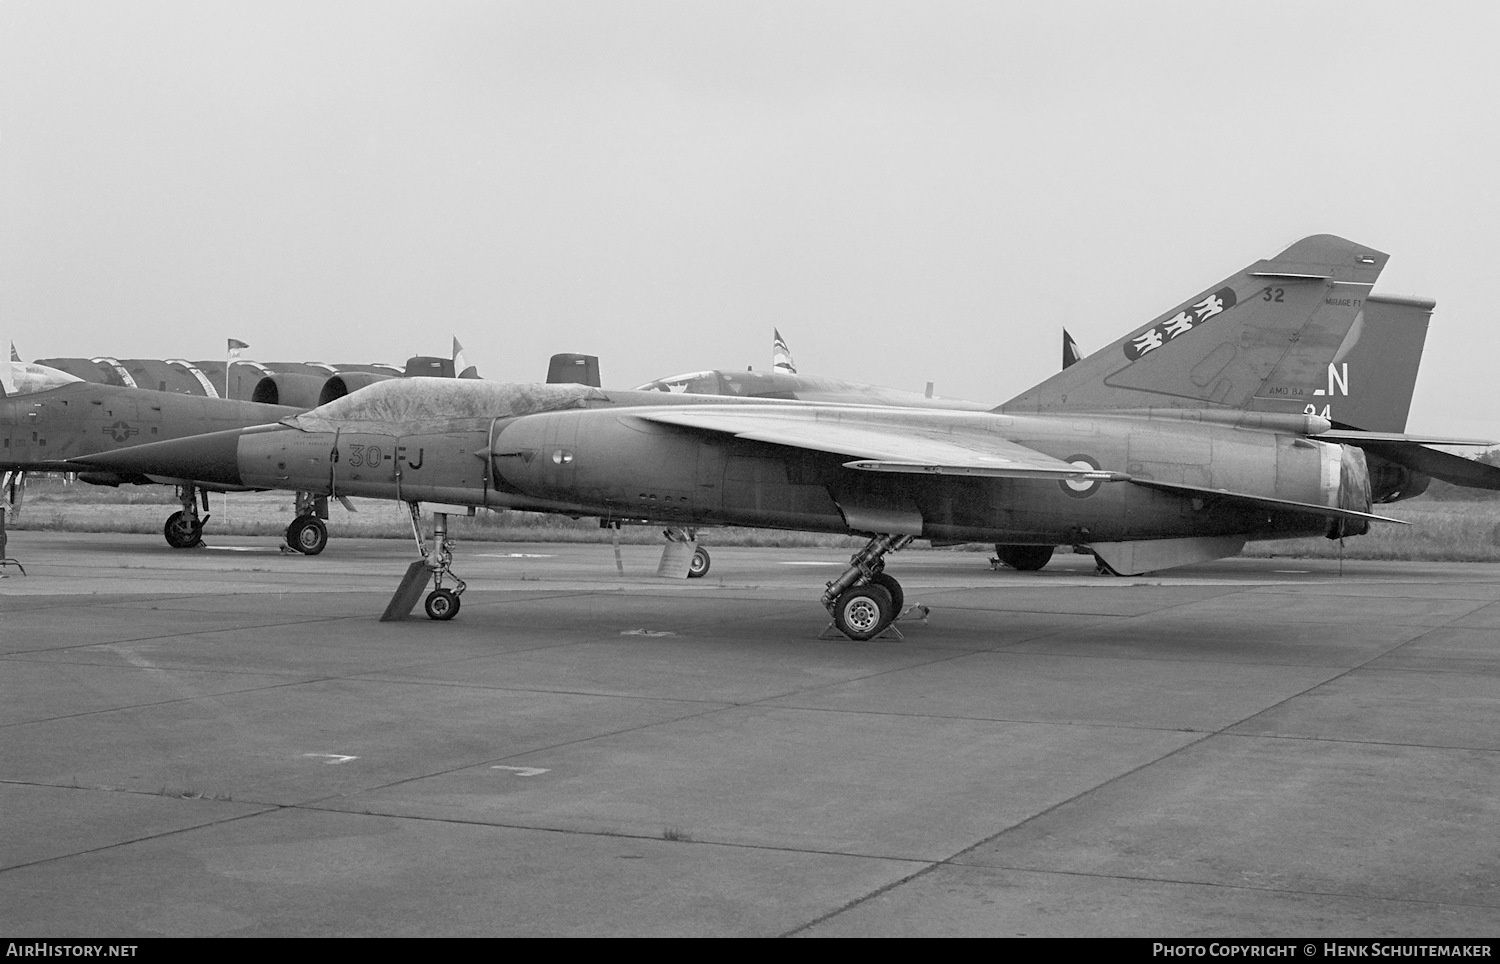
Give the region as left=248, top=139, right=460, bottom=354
left=772, top=328, right=797, bottom=375
left=228, top=338, right=249, bottom=360
left=453, top=337, right=478, bottom=378
left=1062, top=329, right=1082, bottom=370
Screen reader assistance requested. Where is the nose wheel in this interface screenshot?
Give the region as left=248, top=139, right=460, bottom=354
left=424, top=587, right=460, bottom=620
left=163, top=486, right=209, bottom=549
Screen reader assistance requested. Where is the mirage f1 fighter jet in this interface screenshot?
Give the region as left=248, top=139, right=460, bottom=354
left=77, top=234, right=1487, bottom=639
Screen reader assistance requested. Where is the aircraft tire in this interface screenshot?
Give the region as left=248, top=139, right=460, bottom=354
left=867, top=571, right=904, bottom=614
left=687, top=546, right=711, bottom=578
left=424, top=588, right=460, bottom=621
left=995, top=544, right=1054, bottom=571
left=287, top=516, right=329, bottom=556
left=164, top=510, right=202, bottom=550
left=832, top=583, right=894, bottom=641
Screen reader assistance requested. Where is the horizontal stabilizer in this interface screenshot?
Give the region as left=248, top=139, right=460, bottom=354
left=1130, top=478, right=1407, bottom=525
left=1318, top=430, right=1496, bottom=447
left=1342, top=440, right=1500, bottom=490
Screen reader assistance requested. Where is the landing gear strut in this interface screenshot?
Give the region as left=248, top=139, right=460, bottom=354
left=381, top=502, right=468, bottom=622
left=821, top=534, right=913, bottom=641
left=163, top=485, right=208, bottom=549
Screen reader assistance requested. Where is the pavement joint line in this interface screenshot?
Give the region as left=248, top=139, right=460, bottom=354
left=1214, top=610, right=1492, bottom=734
left=0, top=674, right=352, bottom=728
left=731, top=701, right=1220, bottom=732
left=272, top=802, right=941, bottom=865
left=280, top=700, right=748, bottom=806
left=0, top=785, right=281, bottom=875
left=0, top=613, right=397, bottom=658
left=782, top=725, right=1226, bottom=936
left=921, top=863, right=1500, bottom=913
left=1213, top=731, right=1500, bottom=754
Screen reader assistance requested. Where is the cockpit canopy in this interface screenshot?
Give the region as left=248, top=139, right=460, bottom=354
left=284, top=377, right=608, bottom=434
left=0, top=361, right=85, bottom=397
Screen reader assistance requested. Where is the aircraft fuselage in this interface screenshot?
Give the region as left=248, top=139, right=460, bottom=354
left=0, top=382, right=300, bottom=477
left=214, top=394, right=1362, bottom=548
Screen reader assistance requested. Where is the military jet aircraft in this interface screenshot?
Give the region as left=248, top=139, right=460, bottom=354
left=36, top=337, right=478, bottom=407
left=0, top=357, right=304, bottom=549
left=3, top=339, right=482, bottom=553
left=81, top=234, right=1495, bottom=640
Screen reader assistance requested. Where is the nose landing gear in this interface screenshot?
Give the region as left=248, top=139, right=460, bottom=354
left=164, top=485, right=208, bottom=549
left=381, top=502, right=468, bottom=622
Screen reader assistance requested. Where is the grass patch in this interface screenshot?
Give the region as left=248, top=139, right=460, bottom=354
left=11, top=477, right=1500, bottom=561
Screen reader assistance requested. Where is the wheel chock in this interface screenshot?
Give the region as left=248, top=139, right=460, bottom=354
left=381, top=559, right=431, bottom=621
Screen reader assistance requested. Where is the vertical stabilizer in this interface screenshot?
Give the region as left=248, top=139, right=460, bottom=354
left=1246, top=294, right=1432, bottom=433
left=1001, top=235, right=1388, bottom=414
left=546, top=353, right=601, bottom=387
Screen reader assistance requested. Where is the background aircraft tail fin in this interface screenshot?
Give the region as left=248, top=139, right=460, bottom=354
left=1001, top=234, right=1389, bottom=415
left=547, top=353, right=601, bottom=387
left=1243, top=294, right=1431, bottom=433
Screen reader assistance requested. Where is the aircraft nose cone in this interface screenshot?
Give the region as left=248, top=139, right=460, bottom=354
left=74, top=427, right=253, bottom=486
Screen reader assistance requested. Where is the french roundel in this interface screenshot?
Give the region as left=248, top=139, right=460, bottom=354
left=1057, top=454, right=1103, bottom=499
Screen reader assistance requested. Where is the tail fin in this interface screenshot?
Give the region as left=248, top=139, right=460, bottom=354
left=546, top=353, right=601, bottom=387
left=1001, top=234, right=1389, bottom=414
left=1244, top=294, right=1431, bottom=433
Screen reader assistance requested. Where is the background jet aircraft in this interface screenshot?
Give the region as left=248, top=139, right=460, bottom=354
left=0, top=356, right=303, bottom=549
left=81, top=234, right=1475, bottom=640
left=2, top=339, right=482, bottom=553
left=34, top=336, right=479, bottom=407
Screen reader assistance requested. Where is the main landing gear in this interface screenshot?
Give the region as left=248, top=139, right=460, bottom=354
left=163, top=485, right=208, bottom=549
left=662, top=527, right=711, bottom=578
left=990, top=544, right=1054, bottom=572
left=381, top=502, right=468, bottom=622
left=284, top=492, right=329, bottom=556
left=821, top=534, right=915, bottom=641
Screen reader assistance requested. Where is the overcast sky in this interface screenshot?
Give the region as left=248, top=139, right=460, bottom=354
left=3, top=1, right=1498, bottom=437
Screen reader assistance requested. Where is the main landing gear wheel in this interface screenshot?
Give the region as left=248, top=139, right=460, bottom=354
left=995, top=544, right=1054, bottom=571
left=286, top=515, right=329, bottom=556
left=687, top=545, right=711, bottom=578
left=163, top=510, right=203, bottom=549
left=867, top=571, right=904, bottom=614
left=424, top=588, right=460, bottom=620
left=832, top=584, right=895, bottom=642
